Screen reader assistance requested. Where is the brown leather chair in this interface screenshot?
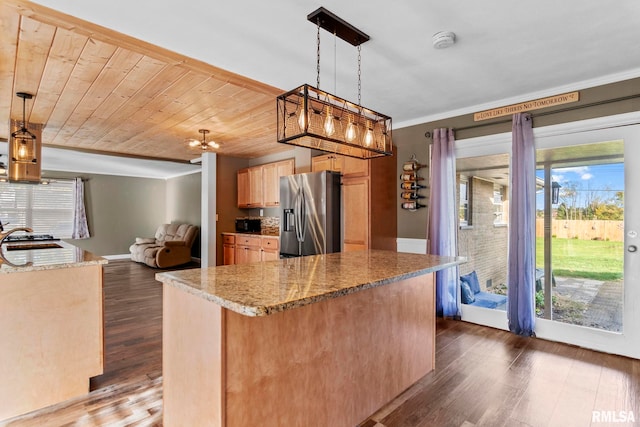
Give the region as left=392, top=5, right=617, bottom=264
left=129, top=223, right=198, bottom=268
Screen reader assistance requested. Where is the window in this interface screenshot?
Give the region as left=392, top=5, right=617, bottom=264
left=0, top=180, right=74, bottom=238
left=493, top=184, right=507, bottom=225
left=459, top=176, right=472, bottom=227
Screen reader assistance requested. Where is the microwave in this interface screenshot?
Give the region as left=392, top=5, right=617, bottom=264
left=235, top=218, right=261, bottom=233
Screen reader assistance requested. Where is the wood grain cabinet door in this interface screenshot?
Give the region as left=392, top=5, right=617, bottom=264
left=342, top=177, right=370, bottom=251
left=223, top=244, right=235, bottom=265
left=248, top=166, right=264, bottom=207
left=260, top=236, right=280, bottom=261
left=237, top=169, right=250, bottom=208
left=312, top=154, right=343, bottom=173
left=342, top=157, right=369, bottom=178
left=262, top=163, right=279, bottom=207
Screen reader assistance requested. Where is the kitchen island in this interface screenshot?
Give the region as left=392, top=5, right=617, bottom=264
left=157, top=250, right=463, bottom=426
left=0, top=241, right=107, bottom=420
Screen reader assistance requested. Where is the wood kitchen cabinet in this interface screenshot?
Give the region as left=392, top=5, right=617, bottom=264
left=238, top=159, right=294, bottom=208
left=263, top=159, right=294, bottom=207
left=341, top=153, right=396, bottom=252
left=235, top=235, right=262, bottom=264
left=223, top=234, right=236, bottom=265
left=342, top=176, right=370, bottom=252
left=248, top=167, right=264, bottom=207
left=223, top=233, right=280, bottom=265
left=260, top=236, right=280, bottom=261
left=311, top=154, right=343, bottom=173
left=237, top=169, right=249, bottom=208
left=312, top=154, right=369, bottom=178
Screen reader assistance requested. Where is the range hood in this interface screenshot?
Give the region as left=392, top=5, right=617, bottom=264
left=9, top=118, right=42, bottom=183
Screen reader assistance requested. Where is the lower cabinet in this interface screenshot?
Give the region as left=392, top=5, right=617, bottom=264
left=260, top=236, right=280, bottom=261
left=223, top=234, right=280, bottom=265
left=235, top=235, right=262, bottom=264
left=223, top=234, right=236, bottom=265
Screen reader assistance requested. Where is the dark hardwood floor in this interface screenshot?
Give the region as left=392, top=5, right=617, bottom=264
left=3, top=260, right=639, bottom=426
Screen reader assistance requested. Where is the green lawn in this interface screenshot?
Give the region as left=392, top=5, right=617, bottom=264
left=536, top=237, right=623, bottom=281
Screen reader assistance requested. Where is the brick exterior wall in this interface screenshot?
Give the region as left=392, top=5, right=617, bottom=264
left=458, top=177, right=508, bottom=292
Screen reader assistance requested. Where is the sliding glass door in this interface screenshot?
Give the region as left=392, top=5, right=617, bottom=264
left=536, top=143, right=624, bottom=333
left=456, top=118, right=640, bottom=358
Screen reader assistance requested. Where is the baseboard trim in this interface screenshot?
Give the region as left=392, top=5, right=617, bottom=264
left=103, top=254, right=131, bottom=260
left=396, top=238, right=427, bottom=255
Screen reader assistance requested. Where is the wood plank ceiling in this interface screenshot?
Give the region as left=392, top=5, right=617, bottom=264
left=0, top=0, right=290, bottom=162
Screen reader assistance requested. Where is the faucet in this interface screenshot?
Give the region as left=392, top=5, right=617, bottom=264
left=0, top=227, right=34, bottom=245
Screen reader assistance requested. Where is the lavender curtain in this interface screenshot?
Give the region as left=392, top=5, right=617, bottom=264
left=428, top=128, right=460, bottom=318
left=72, top=177, right=90, bottom=239
left=507, top=113, right=536, bottom=336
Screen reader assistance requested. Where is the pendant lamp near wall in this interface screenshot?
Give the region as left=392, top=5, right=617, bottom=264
left=276, top=7, right=392, bottom=160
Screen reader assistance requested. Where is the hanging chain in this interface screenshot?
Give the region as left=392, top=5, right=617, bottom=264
left=334, top=31, right=337, bottom=94
left=316, top=19, right=321, bottom=90
left=357, top=44, right=362, bottom=106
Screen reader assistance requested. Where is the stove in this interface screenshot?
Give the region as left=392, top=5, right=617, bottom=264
left=4, top=234, right=59, bottom=242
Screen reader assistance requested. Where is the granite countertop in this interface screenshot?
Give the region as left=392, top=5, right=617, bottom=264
left=0, top=240, right=107, bottom=273
left=156, top=250, right=465, bottom=317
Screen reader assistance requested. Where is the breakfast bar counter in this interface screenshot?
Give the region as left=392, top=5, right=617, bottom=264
left=156, top=250, right=464, bottom=426
left=0, top=241, right=106, bottom=420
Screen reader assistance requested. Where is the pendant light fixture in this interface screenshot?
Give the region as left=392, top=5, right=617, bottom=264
left=277, top=7, right=392, bottom=159
left=187, top=129, right=220, bottom=151
left=9, top=92, right=42, bottom=183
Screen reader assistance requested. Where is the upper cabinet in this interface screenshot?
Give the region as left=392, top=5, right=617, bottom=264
left=238, top=159, right=294, bottom=208
left=263, top=159, right=294, bottom=207
left=311, top=154, right=368, bottom=178
left=237, top=169, right=250, bottom=208
left=311, top=154, right=343, bottom=174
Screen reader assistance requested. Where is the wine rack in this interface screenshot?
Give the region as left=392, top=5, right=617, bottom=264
left=400, top=154, right=426, bottom=211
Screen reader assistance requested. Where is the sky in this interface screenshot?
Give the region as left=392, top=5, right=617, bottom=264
left=535, top=163, right=624, bottom=208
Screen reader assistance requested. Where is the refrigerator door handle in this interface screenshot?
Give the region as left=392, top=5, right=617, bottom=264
left=283, top=209, right=293, bottom=232
left=299, top=189, right=307, bottom=242
left=294, top=189, right=303, bottom=243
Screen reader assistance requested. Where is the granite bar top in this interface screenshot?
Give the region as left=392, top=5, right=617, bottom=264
left=156, top=250, right=465, bottom=317
left=0, top=240, right=107, bottom=273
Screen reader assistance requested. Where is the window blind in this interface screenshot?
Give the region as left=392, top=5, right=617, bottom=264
left=0, top=181, right=74, bottom=238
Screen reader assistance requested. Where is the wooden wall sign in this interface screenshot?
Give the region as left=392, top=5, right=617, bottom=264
left=474, top=91, right=580, bottom=121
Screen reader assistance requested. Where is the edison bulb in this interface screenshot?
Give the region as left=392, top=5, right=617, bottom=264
left=298, top=111, right=308, bottom=130
left=345, top=121, right=357, bottom=142
left=364, top=128, right=374, bottom=147
left=17, top=142, right=28, bottom=160
left=323, top=110, right=335, bottom=136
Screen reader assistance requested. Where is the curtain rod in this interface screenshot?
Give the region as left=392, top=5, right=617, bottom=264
left=425, top=93, right=640, bottom=139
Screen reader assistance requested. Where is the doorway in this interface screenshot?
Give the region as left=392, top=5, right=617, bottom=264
left=456, top=117, right=640, bottom=359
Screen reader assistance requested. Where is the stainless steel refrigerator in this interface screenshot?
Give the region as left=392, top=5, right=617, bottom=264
left=280, top=171, right=341, bottom=257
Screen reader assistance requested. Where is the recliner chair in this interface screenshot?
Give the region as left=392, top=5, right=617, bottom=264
left=129, top=223, right=198, bottom=268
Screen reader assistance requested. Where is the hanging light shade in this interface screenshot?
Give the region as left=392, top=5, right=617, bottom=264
left=187, top=129, right=220, bottom=151
left=276, top=7, right=393, bottom=160
left=9, top=92, right=42, bottom=183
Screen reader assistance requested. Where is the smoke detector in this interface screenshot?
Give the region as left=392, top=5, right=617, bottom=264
left=432, top=31, right=456, bottom=49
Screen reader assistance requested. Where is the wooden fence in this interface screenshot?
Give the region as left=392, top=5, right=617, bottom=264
left=535, top=219, right=624, bottom=242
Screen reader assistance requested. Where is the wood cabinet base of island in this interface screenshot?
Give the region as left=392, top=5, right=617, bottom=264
left=0, top=265, right=104, bottom=421
left=163, top=273, right=435, bottom=426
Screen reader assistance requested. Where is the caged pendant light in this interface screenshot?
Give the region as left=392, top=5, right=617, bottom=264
left=276, top=7, right=392, bottom=160
left=9, top=92, right=42, bottom=183
left=11, top=92, right=37, bottom=165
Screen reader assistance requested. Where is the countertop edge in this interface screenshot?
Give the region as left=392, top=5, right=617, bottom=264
left=0, top=258, right=108, bottom=274
left=156, top=256, right=464, bottom=317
